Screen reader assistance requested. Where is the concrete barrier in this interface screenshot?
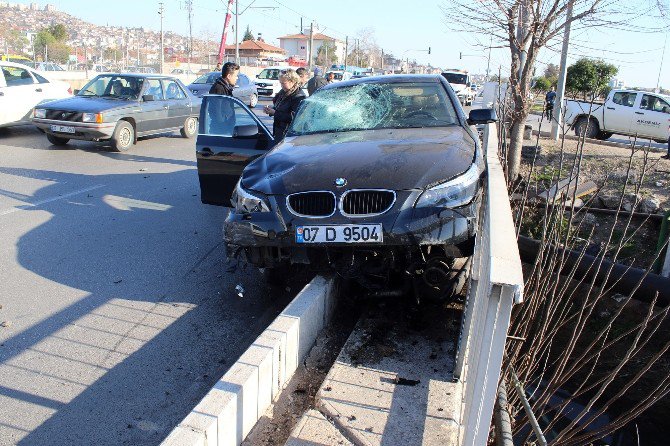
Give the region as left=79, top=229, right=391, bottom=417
left=161, top=275, right=338, bottom=446
left=455, top=123, right=524, bottom=445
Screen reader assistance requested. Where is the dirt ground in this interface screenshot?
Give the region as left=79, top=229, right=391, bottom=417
left=517, top=136, right=670, bottom=269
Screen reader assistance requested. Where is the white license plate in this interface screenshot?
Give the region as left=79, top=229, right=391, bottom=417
left=258, top=89, right=272, bottom=94
left=296, top=224, right=383, bottom=244
left=50, top=125, right=75, bottom=134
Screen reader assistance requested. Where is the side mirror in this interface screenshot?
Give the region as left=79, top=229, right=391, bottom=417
left=255, top=74, right=260, bottom=78
left=73, top=89, right=80, bottom=95
left=467, top=108, right=497, bottom=125
left=233, top=124, right=259, bottom=138
left=142, top=94, right=156, bottom=102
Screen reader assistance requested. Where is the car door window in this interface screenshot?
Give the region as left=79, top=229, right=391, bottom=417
left=33, top=72, right=50, bottom=84
left=145, top=79, right=164, bottom=99
left=612, top=92, right=636, bottom=107
left=641, top=94, right=670, bottom=114
left=162, top=80, right=186, bottom=99
left=203, top=96, right=259, bottom=136
left=3, top=66, right=34, bottom=86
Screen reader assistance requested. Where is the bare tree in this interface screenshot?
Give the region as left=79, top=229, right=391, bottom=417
left=441, top=0, right=668, bottom=183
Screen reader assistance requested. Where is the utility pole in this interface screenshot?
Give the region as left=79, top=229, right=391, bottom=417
left=381, top=48, right=384, bottom=72
left=308, top=22, right=314, bottom=71
left=184, top=0, right=194, bottom=73
left=344, top=36, right=348, bottom=70
left=656, top=33, right=667, bottom=93
left=235, top=0, right=239, bottom=64
left=159, top=2, right=165, bottom=74
left=486, top=35, right=492, bottom=82
left=551, top=0, right=574, bottom=140
left=136, top=29, right=140, bottom=65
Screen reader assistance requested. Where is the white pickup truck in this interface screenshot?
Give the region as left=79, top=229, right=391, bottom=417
left=564, top=89, right=670, bottom=143
left=441, top=70, right=475, bottom=106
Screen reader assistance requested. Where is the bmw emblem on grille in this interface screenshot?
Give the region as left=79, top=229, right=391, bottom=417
left=61, top=112, right=67, bottom=118
left=334, top=178, right=347, bottom=187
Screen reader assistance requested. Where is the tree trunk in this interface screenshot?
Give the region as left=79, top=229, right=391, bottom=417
left=507, top=115, right=526, bottom=183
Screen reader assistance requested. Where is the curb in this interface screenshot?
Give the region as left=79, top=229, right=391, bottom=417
left=161, top=275, right=338, bottom=446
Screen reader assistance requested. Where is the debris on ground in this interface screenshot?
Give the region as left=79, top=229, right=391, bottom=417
left=235, top=284, right=245, bottom=298
left=393, top=376, right=421, bottom=386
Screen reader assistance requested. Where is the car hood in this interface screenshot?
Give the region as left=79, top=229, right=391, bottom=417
left=38, top=96, right=138, bottom=113
left=242, top=127, right=476, bottom=195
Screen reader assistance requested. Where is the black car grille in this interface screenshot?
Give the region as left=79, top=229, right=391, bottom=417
left=288, top=192, right=335, bottom=217
left=342, top=190, right=395, bottom=216
left=46, top=110, right=83, bottom=122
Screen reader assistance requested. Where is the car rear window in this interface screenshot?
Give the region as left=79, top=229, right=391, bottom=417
left=289, top=81, right=459, bottom=136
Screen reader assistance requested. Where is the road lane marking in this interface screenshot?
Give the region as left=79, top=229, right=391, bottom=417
left=0, top=184, right=105, bottom=216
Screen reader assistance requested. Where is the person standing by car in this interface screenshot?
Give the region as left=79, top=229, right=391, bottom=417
left=296, top=67, right=309, bottom=87
left=215, top=62, right=222, bottom=72
left=545, top=86, right=556, bottom=120
left=325, top=72, right=335, bottom=84
left=262, top=69, right=306, bottom=138
left=307, top=67, right=327, bottom=95
left=209, top=62, right=239, bottom=96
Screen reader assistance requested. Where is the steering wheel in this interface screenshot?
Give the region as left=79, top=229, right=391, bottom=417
left=404, top=110, right=437, bottom=120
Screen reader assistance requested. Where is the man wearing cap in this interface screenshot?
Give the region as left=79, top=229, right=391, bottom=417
left=306, top=67, right=327, bottom=96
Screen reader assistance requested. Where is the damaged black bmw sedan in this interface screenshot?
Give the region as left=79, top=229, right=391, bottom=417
left=196, top=74, right=496, bottom=299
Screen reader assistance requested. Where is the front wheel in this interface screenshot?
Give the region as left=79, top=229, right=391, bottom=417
left=110, top=121, right=134, bottom=152
left=249, top=93, right=258, bottom=108
left=180, top=117, right=198, bottom=138
left=46, top=133, right=69, bottom=146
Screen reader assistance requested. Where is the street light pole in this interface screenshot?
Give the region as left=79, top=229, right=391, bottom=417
left=551, top=0, right=574, bottom=140
left=235, top=0, right=239, bottom=64
left=159, top=2, right=164, bottom=74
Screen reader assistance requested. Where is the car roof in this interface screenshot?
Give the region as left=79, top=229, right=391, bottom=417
left=0, top=60, right=36, bottom=69
left=97, top=72, right=176, bottom=79
left=320, top=74, right=445, bottom=90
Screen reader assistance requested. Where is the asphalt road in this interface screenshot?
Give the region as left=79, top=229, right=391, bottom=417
left=0, top=122, right=296, bottom=445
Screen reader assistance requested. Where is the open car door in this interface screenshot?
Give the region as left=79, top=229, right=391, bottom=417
left=196, top=95, right=275, bottom=205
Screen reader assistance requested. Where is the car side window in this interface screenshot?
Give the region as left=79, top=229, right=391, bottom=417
left=612, top=92, right=636, bottom=108
left=162, top=80, right=186, bottom=99
left=203, top=96, right=258, bottom=136
left=145, top=79, right=164, bottom=99
left=641, top=95, right=670, bottom=114
left=33, top=72, right=50, bottom=84
left=3, top=66, right=34, bottom=86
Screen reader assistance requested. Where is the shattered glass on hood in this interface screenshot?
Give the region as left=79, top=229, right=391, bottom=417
left=288, top=82, right=458, bottom=136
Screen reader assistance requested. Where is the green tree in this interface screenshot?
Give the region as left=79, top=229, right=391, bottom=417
left=48, top=24, right=68, bottom=42
left=34, top=28, right=70, bottom=63
left=566, top=58, right=618, bottom=100
left=543, top=63, right=559, bottom=79
left=316, top=41, right=337, bottom=65
left=1, top=29, right=29, bottom=55
left=242, top=25, right=254, bottom=41
left=533, top=76, right=552, bottom=92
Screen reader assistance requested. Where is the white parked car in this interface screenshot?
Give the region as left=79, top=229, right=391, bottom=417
left=0, top=61, right=72, bottom=128
left=565, top=89, right=670, bottom=142
left=254, top=65, right=290, bottom=98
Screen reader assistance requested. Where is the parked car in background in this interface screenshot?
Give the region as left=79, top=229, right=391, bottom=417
left=564, top=89, right=670, bottom=142
left=32, top=73, right=200, bottom=151
left=171, top=68, right=197, bottom=75
left=1, top=54, right=33, bottom=65
left=188, top=71, right=258, bottom=107
left=0, top=61, right=71, bottom=128
left=254, top=66, right=290, bottom=98
left=29, top=62, right=66, bottom=72
left=325, top=70, right=353, bottom=82
left=195, top=74, right=497, bottom=299
left=125, top=66, right=157, bottom=74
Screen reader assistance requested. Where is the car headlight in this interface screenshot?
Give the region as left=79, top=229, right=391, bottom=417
left=34, top=108, right=46, bottom=118
left=231, top=180, right=271, bottom=213
left=82, top=113, right=103, bottom=123
left=415, top=162, right=482, bottom=208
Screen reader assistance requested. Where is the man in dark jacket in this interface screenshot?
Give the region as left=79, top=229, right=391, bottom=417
left=306, top=67, right=327, bottom=96
left=209, top=62, right=239, bottom=96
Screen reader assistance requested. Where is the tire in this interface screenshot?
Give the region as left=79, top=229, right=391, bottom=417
left=249, top=93, right=258, bottom=108
left=596, top=131, right=613, bottom=140
left=110, top=120, right=134, bottom=152
left=180, top=117, right=197, bottom=138
left=46, top=133, right=69, bottom=146
left=574, top=116, right=599, bottom=139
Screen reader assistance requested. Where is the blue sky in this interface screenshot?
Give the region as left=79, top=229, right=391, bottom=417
left=15, top=0, right=670, bottom=88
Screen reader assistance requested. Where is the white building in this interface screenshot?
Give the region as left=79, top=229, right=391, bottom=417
left=278, top=30, right=345, bottom=65
left=45, top=4, right=56, bottom=11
